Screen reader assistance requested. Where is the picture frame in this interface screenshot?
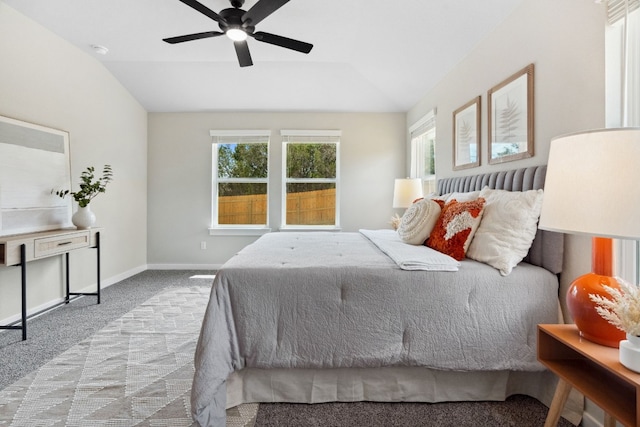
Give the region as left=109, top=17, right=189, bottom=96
left=487, top=63, right=534, bottom=165
left=453, top=96, right=481, bottom=170
left=0, top=115, right=72, bottom=236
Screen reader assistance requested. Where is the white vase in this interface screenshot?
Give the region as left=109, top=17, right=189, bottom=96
left=619, top=333, right=640, bottom=373
left=72, top=205, right=96, bottom=229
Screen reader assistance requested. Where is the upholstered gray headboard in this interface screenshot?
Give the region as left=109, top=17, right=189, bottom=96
left=437, top=165, right=564, bottom=275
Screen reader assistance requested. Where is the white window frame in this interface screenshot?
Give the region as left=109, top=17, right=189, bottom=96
left=280, top=130, right=341, bottom=231
left=409, top=109, right=437, bottom=195
left=606, top=2, right=640, bottom=283
left=209, top=130, right=271, bottom=236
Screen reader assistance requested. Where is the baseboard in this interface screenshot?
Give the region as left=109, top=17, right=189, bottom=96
left=101, top=264, right=148, bottom=288
left=72, top=264, right=147, bottom=294
left=581, top=399, right=622, bottom=427
left=147, top=263, right=223, bottom=270
left=0, top=296, right=69, bottom=326
left=0, top=264, right=147, bottom=328
left=582, top=413, right=602, bottom=427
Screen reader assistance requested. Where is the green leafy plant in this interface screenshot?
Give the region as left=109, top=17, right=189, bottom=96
left=53, top=165, right=113, bottom=208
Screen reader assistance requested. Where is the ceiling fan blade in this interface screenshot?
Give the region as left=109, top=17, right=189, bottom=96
left=178, top=0, right=226, bottom=24
left=242, top=0, right=289, bottom=27
left=252, top=31, right=313, bottom=54
left=234, top=41, right=253, bottom=67
left=163, top=31, right=224, bottom=44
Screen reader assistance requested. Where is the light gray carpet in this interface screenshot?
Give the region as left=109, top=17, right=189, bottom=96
left=0, top=270, right=574, bottom=427
left=0, top=270, right=215, bottom=389
left=0, top=283, right=257, bottom=427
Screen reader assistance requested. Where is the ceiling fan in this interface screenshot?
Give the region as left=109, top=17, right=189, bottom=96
left=163, top=0, right=313, bottom=67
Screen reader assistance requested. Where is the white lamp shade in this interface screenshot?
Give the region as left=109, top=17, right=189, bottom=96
left=392, top=178, right=424, bottom=208
left=538, top=128, right=640, bottom=239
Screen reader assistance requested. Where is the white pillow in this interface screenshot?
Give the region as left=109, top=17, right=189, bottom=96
left=466, top=187, right=544, bottom=276
left=434, top=192, right=451, bottom=202
left=397, top=199, right=442, bottom=245
left=443, top=190, right=481, bottom=203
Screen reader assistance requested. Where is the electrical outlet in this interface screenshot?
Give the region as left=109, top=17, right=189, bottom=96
left=200, top=241, right=206, bottom=250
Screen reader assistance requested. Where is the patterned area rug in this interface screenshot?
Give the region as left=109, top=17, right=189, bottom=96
left=0, top=286, right=257, bottom=427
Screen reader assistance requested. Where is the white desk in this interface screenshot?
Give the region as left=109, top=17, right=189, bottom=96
left=0, top=228, right=102, bottom=340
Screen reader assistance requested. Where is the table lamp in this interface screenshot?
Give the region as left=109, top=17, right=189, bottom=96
left=538, top=127, right=640, bottom=347
left=392, top=178, right=424, bottom=209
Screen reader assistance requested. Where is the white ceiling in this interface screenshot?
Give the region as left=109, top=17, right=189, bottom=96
left=4, top=0, right=525, bottom=113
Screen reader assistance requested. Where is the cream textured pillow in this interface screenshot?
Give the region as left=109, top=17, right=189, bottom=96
left=443, top=190, right=481, bottom=203
left=397, top=199, right=442, bottom=245
left=466, top=187, right=544, bottom=276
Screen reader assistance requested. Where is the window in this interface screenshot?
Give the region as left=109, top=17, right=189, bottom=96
left=210, top=130, right=270, bottom=233
left=606, top=0, right=640, bottom=282
left=281, top=130, right=340, bottom=229
left=410, top=110, right=437, bottom=194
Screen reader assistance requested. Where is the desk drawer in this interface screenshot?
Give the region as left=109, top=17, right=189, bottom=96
left=34, top=232, right=90, bottom=258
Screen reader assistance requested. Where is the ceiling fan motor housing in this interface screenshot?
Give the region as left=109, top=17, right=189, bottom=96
left=219, top=8, right=254, bottom=34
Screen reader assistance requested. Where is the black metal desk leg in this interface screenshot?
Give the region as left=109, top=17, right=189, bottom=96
left=96, top=231, right=101, bottom=304
left=65, top=252, right=70, bottom=304
left=20, top=243, right=26, bottom=341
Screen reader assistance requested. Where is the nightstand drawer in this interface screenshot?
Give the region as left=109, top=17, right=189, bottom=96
left=34, top=231, right=90, bottom=258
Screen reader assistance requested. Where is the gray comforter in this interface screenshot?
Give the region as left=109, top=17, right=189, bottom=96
left=191, top=231, right=560, bottom=427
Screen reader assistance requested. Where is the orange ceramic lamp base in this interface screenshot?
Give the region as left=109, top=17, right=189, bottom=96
left=566, top=237, right=625, bottom=348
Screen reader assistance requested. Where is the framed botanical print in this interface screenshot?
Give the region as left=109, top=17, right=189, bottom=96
left=487, top=63, right=534, bottom=164
left=453, top=96, right=481, bottom=170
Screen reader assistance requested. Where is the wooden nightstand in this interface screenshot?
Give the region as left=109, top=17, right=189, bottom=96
left=538, top=324, right=640, bottom=427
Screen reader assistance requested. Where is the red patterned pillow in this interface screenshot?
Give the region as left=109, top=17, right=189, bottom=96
left=426, top=198, right=486, bottom=261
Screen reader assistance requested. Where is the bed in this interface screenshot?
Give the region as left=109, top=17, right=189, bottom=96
left=191, top=165, right=581, bottom=427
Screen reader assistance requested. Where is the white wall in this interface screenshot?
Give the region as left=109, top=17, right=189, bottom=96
left=408, top=2, right=607, bottom=424
left=0, top=3, right=148, bottom=323
left=407, top=0, right=606, bottom=319
left=0, top=1, right=612, bottom=423
left=147, top=112, right=406, bottom=267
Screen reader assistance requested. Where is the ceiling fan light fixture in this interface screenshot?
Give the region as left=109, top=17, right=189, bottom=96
left=226, top=28, right=247, bottom=41
left=164, top=0, right=314, bottom=67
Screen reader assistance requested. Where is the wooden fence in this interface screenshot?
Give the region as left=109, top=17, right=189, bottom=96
left=218, top=193, right=267, bottom=225
left=218, top=188, right=335, bottom=225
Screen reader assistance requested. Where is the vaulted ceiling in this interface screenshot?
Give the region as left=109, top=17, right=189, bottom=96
left=4, top=0, right=525, bottom=112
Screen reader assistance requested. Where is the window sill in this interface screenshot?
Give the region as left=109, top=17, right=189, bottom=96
left=278, top=226, right=342, bottom=232
left=209, top=227, right=271, bottom=236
